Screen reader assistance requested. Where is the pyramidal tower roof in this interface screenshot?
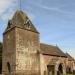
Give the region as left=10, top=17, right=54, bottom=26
left=4, top=10, right=39, bottom=33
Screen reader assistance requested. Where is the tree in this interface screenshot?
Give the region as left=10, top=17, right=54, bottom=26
left=0, top=42, right=2, bottom=74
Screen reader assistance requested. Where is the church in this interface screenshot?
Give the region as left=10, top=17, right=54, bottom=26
left=2, top=10, right=75, bottom=75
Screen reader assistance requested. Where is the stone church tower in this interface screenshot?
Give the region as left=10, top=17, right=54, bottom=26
left=2, top=10, right=40, bottom=75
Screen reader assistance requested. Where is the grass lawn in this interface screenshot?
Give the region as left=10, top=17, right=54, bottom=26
left=67, top=74, right=73, bottom=75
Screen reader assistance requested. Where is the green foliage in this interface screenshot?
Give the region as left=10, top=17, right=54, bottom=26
left=0, top=42, right=2, bottom=62
left=0, top=42, right=2, bottom=55
left=0, top=42, right=2, bottom=74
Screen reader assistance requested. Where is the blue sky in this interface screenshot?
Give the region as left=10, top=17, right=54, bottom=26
left=0, top=0, right=75, bottom=58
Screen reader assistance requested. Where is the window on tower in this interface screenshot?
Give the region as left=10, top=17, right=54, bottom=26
left=24, top=18, right=31, bottom=29
left=7, top=20, right=12, bottom=28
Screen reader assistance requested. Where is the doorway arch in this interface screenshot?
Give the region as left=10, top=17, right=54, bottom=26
left=7, top=62, right=11, bottom=73
left=58, top=63, right=63, bottom=74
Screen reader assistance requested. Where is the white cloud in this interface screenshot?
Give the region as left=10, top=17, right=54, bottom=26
left=0, top=0, right=14, bottom=14
left=30, top=1, right=75, bottom=15
left=0, top=0, right=18, bottom=21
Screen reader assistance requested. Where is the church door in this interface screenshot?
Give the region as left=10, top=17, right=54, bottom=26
left=58, top=63, right=63, bottom=75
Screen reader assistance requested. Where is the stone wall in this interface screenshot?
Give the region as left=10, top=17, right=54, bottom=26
left=66, top=58, right=74, bottom=73
left=15, top=27, right=40, bottom=75
left=40, top=54, right=67, bottom=75
left=2, top=28, right=16, bottom=74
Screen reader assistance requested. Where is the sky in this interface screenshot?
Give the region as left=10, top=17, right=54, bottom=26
left=0, top=0, right=75, bottom=58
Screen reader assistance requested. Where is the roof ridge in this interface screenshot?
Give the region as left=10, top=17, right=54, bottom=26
left=40, top=43, right=56, bottom=47
left=66, top=53, right=75, bottom=61
left=40, top=43, right=67, bottom=57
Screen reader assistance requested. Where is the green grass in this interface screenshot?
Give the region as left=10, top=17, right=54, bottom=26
left=66, top=74, right=73, bottom=75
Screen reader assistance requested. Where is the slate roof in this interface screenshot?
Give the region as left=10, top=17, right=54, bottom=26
left=40, top=43, right=67, bottom=57
left=66, top=53, right=75, bottom=61
left=4, top=10, right=39, bottom=34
